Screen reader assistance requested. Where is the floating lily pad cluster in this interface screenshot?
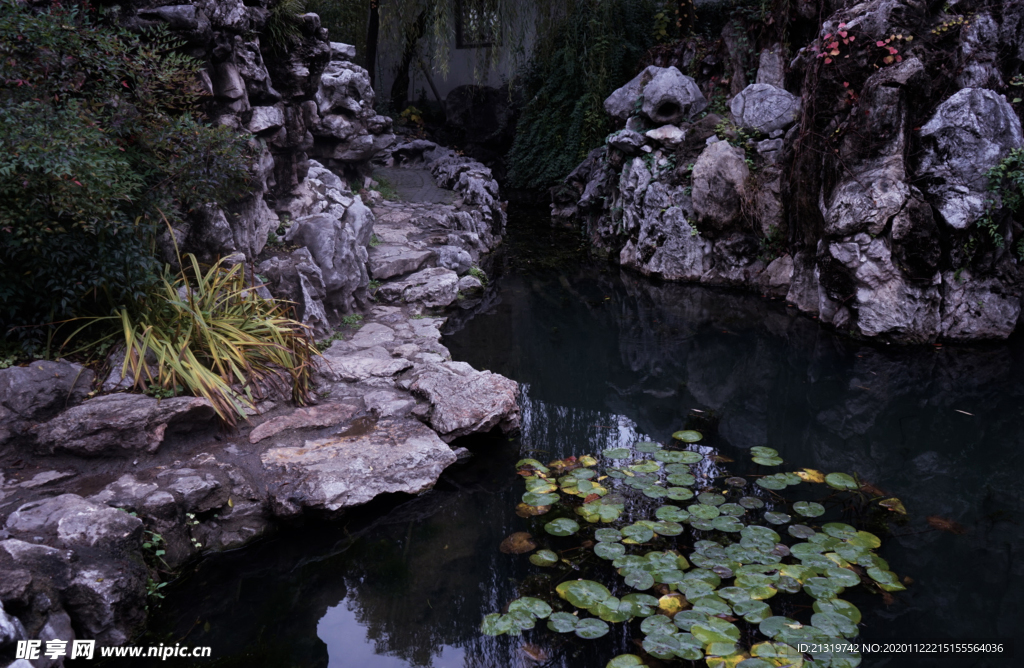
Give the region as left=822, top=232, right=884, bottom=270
left=485, top=431, right=908, bottom=668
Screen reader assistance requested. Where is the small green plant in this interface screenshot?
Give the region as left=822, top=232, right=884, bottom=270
left=978, top=148, right=1024, bottom=257
left=1009, top=74, right=1023, bottom=105
left=931, top=14, right=970, bottom=36
left=369, top=178, right=399, bottom=201
left=185, top=512, right=202, bottom=549
left=468, top=266, right=489, bottom=286
left=369, top=234, right=383, bottom=247
left=342, top=313, right=364, bottom=327
left=147, top=578, right=168, bottom=601
left=264, top=0, right=307, bottom=53
left=64, top=251, right=317, bottom=425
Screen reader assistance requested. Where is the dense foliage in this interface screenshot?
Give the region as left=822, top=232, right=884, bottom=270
left=0, top=1, right=252, bottom=350
left=506, top=0, right=661, bottom=190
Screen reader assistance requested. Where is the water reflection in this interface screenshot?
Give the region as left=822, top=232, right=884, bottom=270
left=125, top=229, right=1023, bottom=668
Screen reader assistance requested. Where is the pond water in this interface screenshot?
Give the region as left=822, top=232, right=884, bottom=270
left=119, top=211, right=1023, bottom=668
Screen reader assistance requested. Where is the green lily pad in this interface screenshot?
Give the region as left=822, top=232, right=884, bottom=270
left=725, top=476, right=747, bottom=487
left=847, top=530, right=882, bottom=548
left=667, top=487, right=695, bottom=501
left=825, top=472, right=858, bottom=490
left=719, top=503, right=746, bottom=516
left=643, top=633, right=681, bottom=660
left=642, top=486, right=669, bottom=499
left=570, top=467, right=598, bottom=480
left=691, top=617, right=741, bottom=644
left=751, top=641, right=803, bottom=664
left=546, top=611, right=578, bottom=632
left=641, top=613, right=677, bottom=635
left=506, top=609, right=536, bottom=631
left=655, top=505, right=690, bottom=522
left=733, top=599, right=772, bottom=623
left=655, top=450, right=694, bottom=464
left=717, top=587, right=751, bottom=603
left=672, top=430, right=703, bottom=442
left=622, top=593, right=660, bottom=617
left=752, top=455, right=784, bottom=466
left=508, top=597, right=552, bottom=619
left=556, top=579, right=612, bottom=608
left=481, top=612, right=513, bottom=635
left=759, top=616, right=803, bottom=640
left=741, top=525, right=781, bottom=543
left=675, top=450, right=705, bottom=463
left=625, top=569, right=655, bottom=590
left=826, top=566, right=861, bottom=587
left=804, top=576, right=843, bottom=599
left=698, top=492, right=726, bottom=506
left=751, top=446, right=779, bottom=458
left=522, top=492, right=559, bottom=506
left=622, top=524, right=655, bottom=543
left=692, top=595, right=732, bottom=616
left=665, top=463, right=696, bottom=474
left=867, top=567, right=906, bottom=591
left=711, top=516, right=744, bottom=532
left=652, top=521, right=684, bottom=536
left=594, top=596, right=635, bottom=623
left=545, top=518, right=580, bottom=536
left=672, top=610, right=705, bottom=631
left=812, top=610, right=859, bottom=638
left=575, top=617, right=610, bottom=639
left=631, top=460, right=662, bottom=473
left=525, top=477, right=558, bottom=493
left=603, top=447, right=631, bottom=459
left=763, top=511, right=791, bottom=525
left=822, top=522, right=858, bottom=540
left=606, top=655, right=646, bottom=668
left=516, top=458, right=550, bottom=473
left=788, top=524, right=816, bottom=539
left=529, top=549, right=559, bottom=567
left=682, top=579, right=715, bottom=600
left=595, top=542, right=627, bottom=560
left=690, top=518, right=715, bottom=531
left=667, top=472, right=697, bottom=486
left=596, top=528, right=623, bottom=542
left=688, top=503, right=721, bottom=520
left=636, top=441, right=662, bottom=453
left=739, top=496, right=765, bottom=509
left=813, top=598, right=862, bottom=624
left=756, top=474, right=790, bottom=490
left=793, top=501, right=826, bottom=517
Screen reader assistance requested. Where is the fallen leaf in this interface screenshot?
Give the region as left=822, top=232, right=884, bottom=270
left=515, top=503, right=551, bottom=518
left=881, top=592, right=895, bottom=605
left=499, top=532, right=538, bottom=554
left=927, top=516, right=966, bottom=534
left=795, top=468, right=826, bottom=483
left=878, top=497, right=907, bottom=514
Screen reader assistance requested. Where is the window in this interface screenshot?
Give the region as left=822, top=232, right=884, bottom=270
left=455, top=0, right=500, bottom=49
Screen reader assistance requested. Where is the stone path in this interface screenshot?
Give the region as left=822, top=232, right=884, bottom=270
left=372, top=167, right=456, bottom=204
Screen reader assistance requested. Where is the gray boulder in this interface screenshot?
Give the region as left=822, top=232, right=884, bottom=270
left=917, top=88, right=1023, bottom=229
left=376, top=267, right=460, bottom=308
left=5, top=495, right=143, bottom=551
left=260, top=418, right=457, bottom=515
left=0, top=600, right=26, bottom=647
left=410, top=361, right=519, bottom=442
left=31, top=394, right=216, bottom=457
left=692, top=141, right=750, bottom=232
left=604, top=66, right=663, bottom=120
left=755, top=45, right=786, bottom=87
left=0, top=361, right=94, bottom=443
left=729, top=83, right=800, bottom=135
left=258, top=247, right=331, bottom=337
left=607, top=129, right=647, bottom=154
left=640, top=67, right=708, bottom=125
left=940, top=270, right=1022, bottom=340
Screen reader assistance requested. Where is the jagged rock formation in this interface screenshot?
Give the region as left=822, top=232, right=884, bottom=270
left=557, top=0, right=1024, bottom=343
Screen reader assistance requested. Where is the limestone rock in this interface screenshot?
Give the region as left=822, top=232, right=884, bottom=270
left=940, top=270, right=1022, bottom=340
left=0, top=361, right=94, bottom=443
left=31, top=394, right=216, bottom=457
left=368, top=246, right=436, bottom=280
left=645, top=125, right=686, bottom=148
left=729, top=83, right=800, bottom=135
left=258, top=247, right=331, bottom=337
left=376, top=267, right=460, bottom=308
left=5, top=495, right=143, bottom=551
left=692, top=141, right=750, bottom=232
left=604, top=66, right=663, bottom=120
left=249, top=402, right=360, bottom=443
left=260, top=418, right=457, bottom=514
left=640, top=67, right=708, bottom=125
left=411, top=361, right=519, bottom=442
left=917, top=88, right=1023, bottom=229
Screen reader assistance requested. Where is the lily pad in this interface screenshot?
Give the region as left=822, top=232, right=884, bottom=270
left=812, top=611, right=858, bottom=638
left=759, top=616, right=803, bottom=640
left=508, top=597, right=552, bottom=619
left=867, top=567, right=906, bottom=591
left=481, top=613, right=513, bottom=636
left=826, top=566, right=861, bottom=588
left=667, top=472, right=697, bottom=486
left=719, top=503, right=746, bottom=516
left=691, top=617, right=741, bottom=644
left=655, top=450, right=694, bottom=464
left=667, top=487, right=696, bottom=501
left=636, top=441, right=662, bottom=453
left=672, top=430, right=703, bottom=443
left=641, top=614, right=676, bottom=635
left=752, top=455, right=784, bottom=466
left=813, top=598, right=862, bottom=624
left=575, top=617, right=610, bottom=639
left=822, top=522, right=858, bottom=540
left=529, top=549, right=559, bottom=567
left=698, top=492, right=726, bottom=506
left=764, top=511, right=791, bottom=525
left=595, top=542, right=627, bottom=560
left=652, top=521, right=684, bottom=536
left=711, top=516, right=744, bottom=532
left=603, top=447, right=631, bottom=459
left=499, top=532, right=538, bottom=554
left=594, top=596, right=635, bottom=623
left=793, top=501, right=826, bottom=517
left=516, top=458, right=550, bottom=473
left=847, top=530, right=882, bottom=549
left=606, top=655, right=646, bottom=668
left=655, top=505, right=690, bottom=522
left=625, top=569, right=655, bottom=590
left=622, top=524, right=655, bottom=543
left=545, top=518, right=580, bottom=536
left=547, top=611, right=578, bottom=633
left=643, top=633, right=681, bottom=660
left=739, top=496, right=766, bottom=509
left=631, top=461, right=662, bottom=473
left=523, top=492, right=560, bottom=506
left=556, top=580, right=612, bottom=608
left=733, top=599, right=772, bottom=623
left=673, top=610, right=705, bottom=631
left=642, top=486, right=669, bottom=499
left=525, top=477, right=558, bottom=493
left=596, top=528, right=623, bottom=542
left=756, top=474, right=790, bottom=490
left=725, top=476, right=748, bottom=487
left=788, top=524, right=816, bottom=539
left=825, top=472, right=858, bottom=490
left=689, top=503, right=722, bottom=520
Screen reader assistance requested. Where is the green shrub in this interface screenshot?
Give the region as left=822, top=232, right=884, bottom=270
left=0, top=1, right=252, bottom=350
left=506, top=0, right=659, bottom=190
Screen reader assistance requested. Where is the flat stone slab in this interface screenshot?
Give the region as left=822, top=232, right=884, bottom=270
left=260, top=418, right=457, bottom=514
left=318, top=354, right=412, bottom=382
left=411, top=361, right=520, bottom=442
left=372, top=167, right=457, bottom=204
left=249, top=402, right=360, bottom=443
left=368, top=246, right=436, bottom=280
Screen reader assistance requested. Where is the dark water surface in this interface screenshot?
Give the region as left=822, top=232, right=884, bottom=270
left=125, top=212, right=1023, bottom=667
